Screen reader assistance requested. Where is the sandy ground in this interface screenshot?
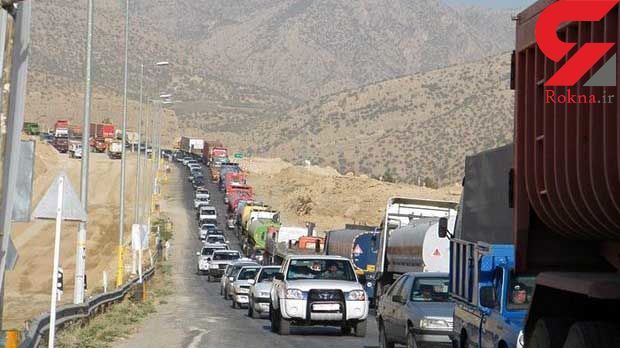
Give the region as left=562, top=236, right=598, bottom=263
left=239, top=157, right=462, bottom=232
left=2, top=141, right=155, bottom=329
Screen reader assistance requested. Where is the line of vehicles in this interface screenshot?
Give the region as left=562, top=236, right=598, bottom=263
left=176, top=2, right=620, bottom=346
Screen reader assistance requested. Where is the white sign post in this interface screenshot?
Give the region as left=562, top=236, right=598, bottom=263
left=31, top=172, right=87, bottom=348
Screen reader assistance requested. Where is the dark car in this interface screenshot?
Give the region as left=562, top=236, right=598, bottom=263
left=377, top=272, right=454, bottom=348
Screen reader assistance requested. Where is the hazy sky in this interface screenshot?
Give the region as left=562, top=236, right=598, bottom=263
left=447, top=0, right=537, bottom=8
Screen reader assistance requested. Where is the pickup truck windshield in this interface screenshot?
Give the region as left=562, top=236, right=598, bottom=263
left=286, top=259, right=356, bottom=281
left=410, top=277, right=450, bottom=302
left=213, top=253, right=240, bottom=261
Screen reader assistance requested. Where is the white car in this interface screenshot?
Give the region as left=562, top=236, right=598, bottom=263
left=230, top=265, right=262, bottom=309
left=248, top=266, right=281, bottom=318
left=194, top=196, right=210, bottom=209
left=270, top=255, right=369, bottom=336
left=196, top=244, right=229, bottom=275
left=199, top=206, right=217, bottom=221
left=205, top=234, right=227, bottom=245
left=182, top=157, right=193, bottom=165
left=199, top=223, right=217, bottom=240
left=221, top=260, right=258, bottom=299
left=186, top=160, right=199, bottom=168
left=206, top=250, right=241, bottom=282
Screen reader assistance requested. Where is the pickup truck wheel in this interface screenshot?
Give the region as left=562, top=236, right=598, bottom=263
left=378, top=321, right=394, bottom=348
left=562, top=321, right=620, bottom=348
left=529, top=317, right=574, bottom=348
left=354, top=320, right=367, bottom=337
left=278, top=314, right=290, bottom=335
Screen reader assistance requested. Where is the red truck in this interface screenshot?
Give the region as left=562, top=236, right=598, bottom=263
left=226, top=185, right=254, bottom=214
left=89, top=123, right=115, bottom=139
left=202, top=141, right=225, bottom=164
left=515, top=2, right=620, bottom=346
left=54, top=120, right=69, bottom=138
left=69, top=125, right=82, bottom=140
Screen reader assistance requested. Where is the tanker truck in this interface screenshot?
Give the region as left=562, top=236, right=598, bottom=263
left=244, top=219, right=281, bottom=260
left=374, top=197, right=458, bottom=298
left=325, top=225, right=380, bottom=303
left=501, top=2, right=620, bottom=346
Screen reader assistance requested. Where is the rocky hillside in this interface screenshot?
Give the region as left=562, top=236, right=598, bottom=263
left=208, top=53, right=515, bottom=186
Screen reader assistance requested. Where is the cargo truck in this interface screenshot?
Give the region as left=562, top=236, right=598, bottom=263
left=52, top=137, right=69, bottom=153
left=23, top=122, right=40, bottom=135
left=325, top=225, right=380, bottom=303
left=226, top=185, right=254, bottom=213
left=438, top=144, right=527, bottom=348
left=265, top=234, right=324, bottom=265
left=69, top=125, right=82, bottom=140
left=108, top=141, right=123, bottom=159
left=244, top=219, right=281, bottom=256
left=54, top=120, right=69, bottom=138
left=202, top=140, right=225, bottom=164
left=511, top=2, right=620, bottom=346
left=218, top=163, right=241, bottom=191
left=89, top=123, right=115, bottom=139
left=374, top=197, right=457, bottom=298
left=180, top=136, right=204, bottom=155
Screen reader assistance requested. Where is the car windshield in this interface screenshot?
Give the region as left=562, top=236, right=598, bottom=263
left=507, top=274, right=535, bottom=310
left=258, top=268, right=280, bottom=282
left=286, top=259, right=356, bottom=281
left=237, top=268, right=260, bottom=280
left=410, top=277, right=450, bottom=302
left=213, top=252, right=240, bottom=261
left=207, top=236, right=225, bottom=243
left=202, top=247, right=224, bottom=255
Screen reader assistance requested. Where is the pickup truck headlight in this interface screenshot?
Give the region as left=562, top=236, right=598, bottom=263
left=419, top=318, right=451, bottom=330
left=346, top=290, right=366, bottom=301
left=285, top=288, right=306, bottom=300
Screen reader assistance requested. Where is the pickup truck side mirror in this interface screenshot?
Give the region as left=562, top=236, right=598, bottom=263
left=438, top=217, right=451, bottom=239
left=196, top=252, right=201, bottom=256
left=275, top=272, right=284, bottom=281
left=391, top=295, right=404, bottom=304
left=479, top=286, right=496, bottom=309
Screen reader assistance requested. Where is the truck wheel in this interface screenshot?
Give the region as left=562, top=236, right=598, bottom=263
left=530, top=317, right=574, bottom=348
left=378, top=321, right=395, bottom=348
left=406, top=330, right=418, bottom=348
left=278, top=314, right=290, bottom=335
left=562, top=321, right=620, bottom=348
left=354, top=320, right=367, bottom=337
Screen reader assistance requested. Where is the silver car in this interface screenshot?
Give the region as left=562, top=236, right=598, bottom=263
left=230, top=265, right=262, bottom=309
left=220, top=260, right=257, bottom=299
left=248, top=266, right=280, bottom=318
left=207, top=250, right=240, bottom=282
left=376, top=272, right=454, bottom=348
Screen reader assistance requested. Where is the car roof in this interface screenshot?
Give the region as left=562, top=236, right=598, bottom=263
left=212, top=249, right=239, bottom=254
left=202, top=243, right=227, bottom=248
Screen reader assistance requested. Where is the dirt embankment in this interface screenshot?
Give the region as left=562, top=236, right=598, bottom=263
left=239, top=157, right=462, bottom=232
left=3, top=141, right=149, bottom=329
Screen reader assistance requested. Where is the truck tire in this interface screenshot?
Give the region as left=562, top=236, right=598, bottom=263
left=378, top=321, right=395, bottom=348
left=354, top=320, right=367, bottom=337
left=562, top=321, right=620, bottom=348
left=529, top=317, right=574, bottom=348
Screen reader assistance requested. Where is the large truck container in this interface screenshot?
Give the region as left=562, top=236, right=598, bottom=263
left=226, top=185, right=253, bottom=213
left=218, top=163, right=241, bottom=191
left=54, top=120, right=69, bottom=138
left=89, top=123, right=115, bottom=139
left=325, top=225, right=380, bottom=301
left=69, top=125, right=82, bottom=140
left=240, top=203, right=271, bottom=234
left=514, top=1, right=620, bottom=346
left=440, top=144, right=527, bottom=348
left=374, top=197, right=458, bottom=297
left=202, top=140, right=224, bottom=164
left=244, top=219, right=281, bottom=255
left=180, top=136, right=204, bottom=155
left=265, top=234, right=324, bottom=265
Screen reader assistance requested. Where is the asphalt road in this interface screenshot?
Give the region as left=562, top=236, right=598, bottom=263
left=117, top=161, right=380, bottom=348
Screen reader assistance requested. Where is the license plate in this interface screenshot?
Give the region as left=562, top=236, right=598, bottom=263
left=312, top=303, right=339, bottom=311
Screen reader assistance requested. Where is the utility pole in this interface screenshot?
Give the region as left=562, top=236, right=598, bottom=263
left=116, top=0, right=130, bottom=288
left=0, top=0, right=31, bottom=329
left=74, top=0, right=94, bottom=305
left=132, top=63, right=143, bottom=276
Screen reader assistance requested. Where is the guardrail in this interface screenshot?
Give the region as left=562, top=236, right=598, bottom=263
left=19, top=266, right=156, bottom=348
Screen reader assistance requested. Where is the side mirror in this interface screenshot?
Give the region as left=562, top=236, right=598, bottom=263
left=438, top=217, right=449, bottom=238
left=226, top=241, right=230, bottom=244
left=392, top=295, right=404, bottom=304
left=196, top=252, right=201, bottom=256
left=479, top=286, right=496, bottom=309
left=275, top=273, right=285, bottom=281
left=248, top=279, right=255, bottom=285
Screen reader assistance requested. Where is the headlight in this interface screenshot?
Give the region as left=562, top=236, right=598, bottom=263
left=228, top=276, right=234, bottom=281
left=419, top=318, right=452, bottom=330
left=259, top=291, right=270, bottom=298
left=347, top=290, right=367, bottom=301
left=285, top=288, right=305, bottom=300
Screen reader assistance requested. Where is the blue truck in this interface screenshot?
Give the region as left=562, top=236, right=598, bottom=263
left=439, top=144, right=530, bottom=348
left=324, top=225, right=379, bottom=302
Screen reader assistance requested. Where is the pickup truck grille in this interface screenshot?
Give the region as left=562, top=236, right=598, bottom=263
left=218, top=264, right=227, bottom=269
left=308, top=289, right=343, bottom=301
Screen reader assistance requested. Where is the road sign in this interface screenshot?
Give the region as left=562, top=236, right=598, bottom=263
left=32, top=172, right=87, bottom=221
left=233, top=153, right=243, bottom=159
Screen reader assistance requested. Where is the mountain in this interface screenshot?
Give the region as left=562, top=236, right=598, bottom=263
left=205, top=53, right=515, bottom=186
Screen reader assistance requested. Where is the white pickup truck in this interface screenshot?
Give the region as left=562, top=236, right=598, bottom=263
left=270, top=255, right=369, bottom=336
